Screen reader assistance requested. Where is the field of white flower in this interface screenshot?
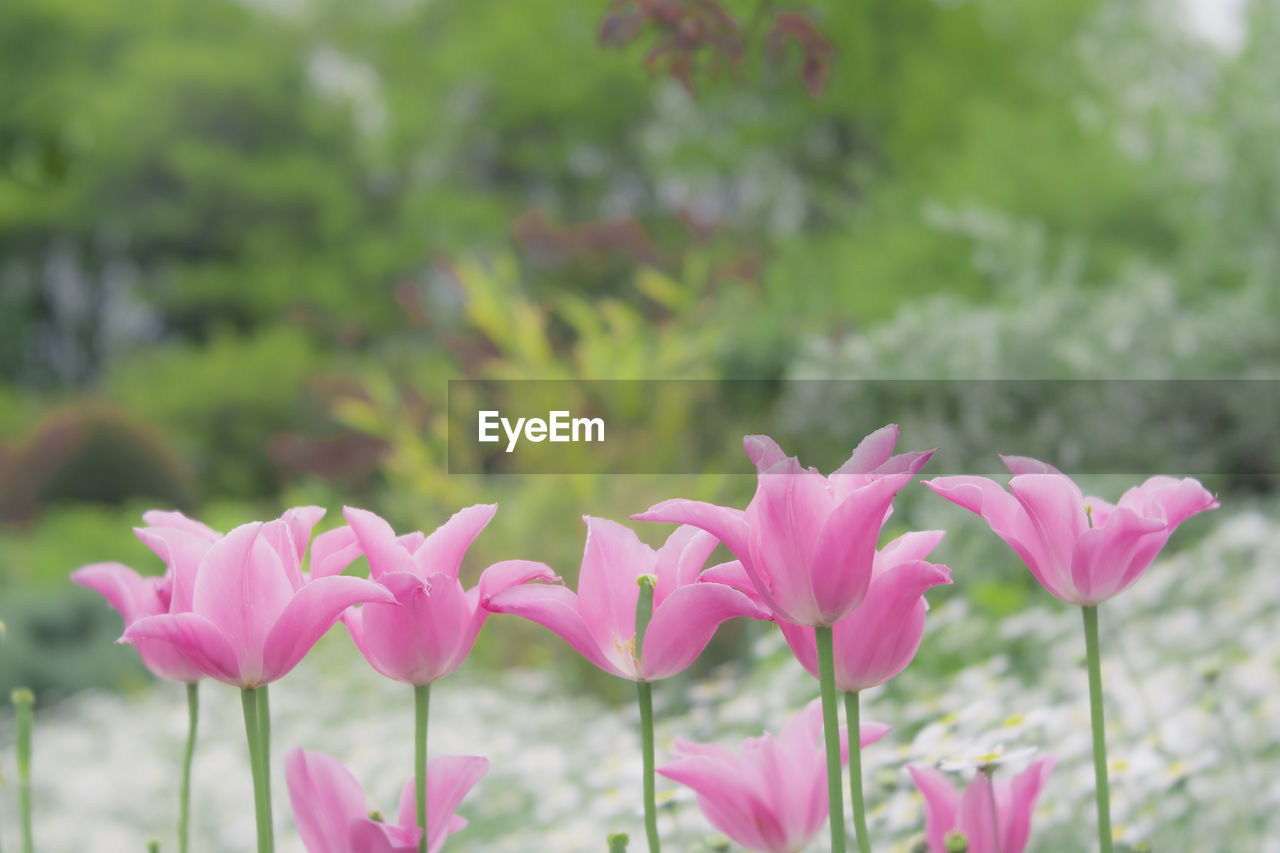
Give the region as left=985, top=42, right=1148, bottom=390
left=3, top=499, right=1276, bottom=853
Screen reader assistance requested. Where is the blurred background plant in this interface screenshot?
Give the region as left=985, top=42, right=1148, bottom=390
left=0, top=0, right=1271, bottom=743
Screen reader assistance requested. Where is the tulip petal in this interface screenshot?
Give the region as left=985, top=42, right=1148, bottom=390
left=639, top=583, right=767, bottom=679
left=745, top=462, right=834, bottom=623
left=281, top=506, right=327, bottom=564
left=908, top=765, right=960, bottom=853
left=632, top=500, right=751, bottom=568
left=193, top=522, right=293, bottom=680
left=924, top=476, right=1060, bottom=599
left=415, top=755, right=489, bottom=853
left=658, top=754, right=775, bottom=852
left=71, top=562, right=164, bottom=624
left=134, top=527, right=214, bottom=613
left=808, top=474, right=911, bottom=625
left=1000, top=455, right=1065, bottom=476
left=482, top=583, right=628, bottom=677
left=285, top=748, right=369, bottom=853
left=1120, top=476, right=1218, bottom=525
left=414, top=503, right=498, bottom=580
left=654, top=525, right=720, bottom=594
left=699, top=560, right=767, bottom=604
left=831, top=560, right=951, bottom=691
left=343, top=507, right=417, bottom=579
left=1008, top=474, right=1088, bottom=593
left=348, top=820, right=420, bottom=853
left=123, top=613, right=240, bottom=684
left=577, top=517, right=654, bottom=652
left=1004, top=758, right=1054, bottom=853
left=261, top=518, right=306, bottom=590
left=956, top=772, right=999, bottom=853
left=140, top=510, right=220, bottom=541
left=262, top=575, right=396, bottom=683
left=743, top=434, right=790, bottom=470
left=447, top=560, right=559, bottom=673
left=310, top=526, right=363, bottom=579
left=341, top=610, right=408, bottom=683
left=875, top=530, right=946, bottom=572
left=858, top=722, right=891, bottom=748
left=356, top=572, right=469, bottom=684
left=833, top=424, right=900, bottom=474
left=1069, top=506, right=1167, bottom=604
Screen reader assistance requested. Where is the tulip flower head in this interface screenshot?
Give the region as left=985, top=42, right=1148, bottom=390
left=286, top=747, right=488, bottom=853
left=121, top=509, right=395, bottom=688
left=924, top=457, right=1217, bottom=605
left=658, top=699, right=890, bottom=853
left=908, top=759, right=1055, bottom=853
left=634, top=425, right=934, bottom=627
left=723, top=529, right=953, bottom=693
left=72, top=509, right=225, bottom=683
left=483, top=517, right=769, bottom=680
left=323, top=505, right=558, bottom=685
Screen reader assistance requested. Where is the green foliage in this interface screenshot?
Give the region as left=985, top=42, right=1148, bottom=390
left=105, top=325, right=329, bottom=499
left=0, top=402, right=192, bottom=522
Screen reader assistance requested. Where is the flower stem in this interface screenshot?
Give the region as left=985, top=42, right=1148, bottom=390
left=843, top=691, right=871, bottom=853
left=634, top=574, right=660, bottom=853
left=1082, top=605, right=1113, bottom=853
left=415, top=683, right=431, bottom=853
left=258, top=684, right=274, bottom=849
left=179, top=682, right=199, bottom=853
left=981, top=768, right=1001, bottom=853
left=12, top=688, right=34, bottom=853
left=241, top=687, right=274, bottom=853
left=636, top=681, right=660, bottom=853
left=815, top=626, right=847, bottom=853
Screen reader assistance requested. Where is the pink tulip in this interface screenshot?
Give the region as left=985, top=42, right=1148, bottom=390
left=658, top=699, right=890, bottom=853
left=319, top=505, right=558, bottom=685
left=923, top=456, right=1217, bottom=605
left=121, top=511, right=395, bottom=687
left=908, top=759, right=1055, bottom=853
left=634, top=425, right=934, bottom=627
left=71, top=509, right=226, bottom=683
left=715, top=530, right=951, bottom=693
left=483, top=517, right=768, bottom=680
left=285, top=748, right=487, bottom=853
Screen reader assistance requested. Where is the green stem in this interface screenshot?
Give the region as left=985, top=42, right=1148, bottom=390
left=1082, top=605, right=1113, bottom=853
left=843, top=691, right=871, bottom=853
left=179, top=683, right=198, bottom=853
left=982, top=769, right=1001, bottom=853
left=415, top=683, right=431, bottom=853
left=815, top=627, right=846, bottom=853
left=634, top=573, right=660, bottom=853
left=636, top=681, right=659, bottom=853
left=257, top=685, right=271, bottom=780
left=241, top=688, right=274, bottom=853
left=258, top=685, right=274, bottom=850
left=12, top=688, right=34, bottom=853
